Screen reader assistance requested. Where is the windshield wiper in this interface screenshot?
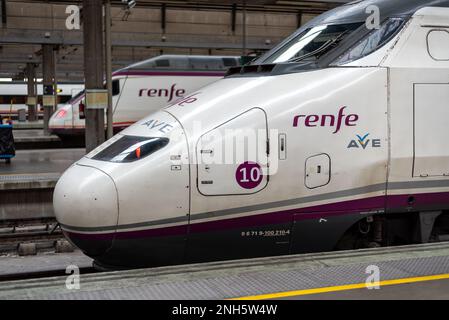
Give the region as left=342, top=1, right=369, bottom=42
left=285, top=31, right=350, bottom=64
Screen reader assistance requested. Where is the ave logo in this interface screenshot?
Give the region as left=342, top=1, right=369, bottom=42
left=347, top=133, right=381, bottom=149
left=142, top=119, right=174, bottom=134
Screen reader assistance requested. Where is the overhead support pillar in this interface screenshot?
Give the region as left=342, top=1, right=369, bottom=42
left=161, top=3, right=166, bottom=33
left=242, top=1, right=247, bottom=56
left=42, top=44, right=56, bottom=135
left=297, top=11, right=303, bottom=28
left=26, top=63, right=37, bottom=122
left=105, top=0, right=113, bottom=139
left=231, top=3, right=237, bottom=34
left=1, top=0, right=6, bottom=27
left=83, top=0, right=106, bottom=152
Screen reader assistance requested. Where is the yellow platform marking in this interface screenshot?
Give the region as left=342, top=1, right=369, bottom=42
left=231, top=273, right=449, bottom=300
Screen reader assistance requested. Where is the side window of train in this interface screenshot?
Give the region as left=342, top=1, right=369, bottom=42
left=190, top=58, right=222, bottom=70
left=155, top=59, right=170, bottom=68
left=0, top=95, right=27, bottom=104
left=223, top=58, right=238, bottom=67
left=171, top=58, right=189, bottom=70
left=112, top=80, right=120, bottom=96
left=427, top=30, right=449, bottom=61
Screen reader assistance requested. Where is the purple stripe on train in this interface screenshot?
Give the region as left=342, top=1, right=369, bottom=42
left=64, top=191, right=449, bottom=241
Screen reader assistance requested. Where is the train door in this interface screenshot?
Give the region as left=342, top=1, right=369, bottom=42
left=69, top=88, right=81, bottom=128
left=386, top=19, right=449, bottom=214
left=186, top=108, right=276, bottom=263
left=412, top=29, right=449, bottom=178
left=112, top=77, right=126, bottom=114
left=111, top=76, right=128, bottom=130
left=413, top=83, right=449, bottom=178
left=196, top=108, right=269, bottom=196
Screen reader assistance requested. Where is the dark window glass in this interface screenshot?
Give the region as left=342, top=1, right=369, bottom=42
left=155, top=59, right=170, bottom=67
left=0, top=95, right=27, bottom=104
left=68, top=90, right=85, bottom=104
left=258, top=22, right=363, bottom=64
left=189, top=57, right=223, bottom=70
left=332, top=18, right=405, bottom=65
left=92, top=135, right=169, bottom=163
left=112, top=79, right=120, bottom=96
left=59, top=95, right=72, bottom=104
left=223, top=58, right=238, bottom=67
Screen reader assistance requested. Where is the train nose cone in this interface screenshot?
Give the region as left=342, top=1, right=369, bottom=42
left=53, top=164, right=119, bottom=257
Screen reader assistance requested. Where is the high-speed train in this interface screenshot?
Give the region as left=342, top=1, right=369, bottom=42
left=54, top=0, right=449, bottom=269
left=48, top=55, right=240, bottom=139
left=0, top=82, right=83, bottom=119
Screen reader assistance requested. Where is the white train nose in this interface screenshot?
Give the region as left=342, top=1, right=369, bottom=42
left=53, top=164, right=119, bottom=257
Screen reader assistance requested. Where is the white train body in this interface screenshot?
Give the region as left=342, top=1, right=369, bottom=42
left=48, top=55, right=240, bottom=137
left=54, top=0, right=449, bottom=268
left=0, top=82, right=83, bottom=118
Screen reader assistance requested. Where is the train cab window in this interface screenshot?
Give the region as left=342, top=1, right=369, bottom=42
left=427, top=30, right=449, bottom=61
left=68, top=90, right=85, bottom=104
left=332, top=18, right=405, bottom=65
left=59, top=95, right=72, bottom=104
left=258, top=22, right=363, bottom=64
left=112, top=79, right=120, bottom=96
left=92, top=135, right=169, bottom=163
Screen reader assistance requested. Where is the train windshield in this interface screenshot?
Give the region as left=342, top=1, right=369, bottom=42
left=68, top=90, right=85, bottom=104
left=331, top=18, right=405, bottom=65
left=92, top=135, right=169, bottom=163
left=256, top=17, right=405, bottom=67
left=259, top=22, right=363, bottom=64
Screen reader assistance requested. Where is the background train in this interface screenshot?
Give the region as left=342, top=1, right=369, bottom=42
left=0, top=82, right=83, bottom=120
left=49, top=55, right=240, bottom=139
left=54, top=0, right=449, bottom=269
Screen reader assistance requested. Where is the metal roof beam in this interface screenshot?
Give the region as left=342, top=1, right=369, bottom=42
left=0, top=29, right=275, bottom=50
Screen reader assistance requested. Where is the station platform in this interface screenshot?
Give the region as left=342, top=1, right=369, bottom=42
left=0, top=148, right=84, bottom=177
left=10, top=120, right=44, bottom=130
left=13, top=130, right=61, bottom=149
left=0, top=148, right=84, bottom=220
left=0, top=243, right=448, bottom=300
left=0, top=251, right=93, bottom=280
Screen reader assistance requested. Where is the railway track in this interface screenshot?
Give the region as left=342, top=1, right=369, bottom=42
left=0, top=217, right=69, bottom=255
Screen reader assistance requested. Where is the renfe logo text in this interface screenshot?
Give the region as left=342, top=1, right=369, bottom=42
left=293, top=106, right=359, bottom=134
left=139, top=84, right=186, bottom=102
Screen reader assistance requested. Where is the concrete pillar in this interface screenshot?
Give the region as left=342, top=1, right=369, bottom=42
left=83, top=0, right=105, bottom=152
left=26, top=63, right=37, bottom=122
left=42, top=44, right=56, bottom=135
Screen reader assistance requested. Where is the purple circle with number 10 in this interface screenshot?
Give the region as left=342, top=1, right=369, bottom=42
left=235, top=161, right=263, bottom=189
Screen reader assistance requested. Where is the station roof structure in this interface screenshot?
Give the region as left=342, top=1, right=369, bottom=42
left=0, top=0, right=351, bottom=81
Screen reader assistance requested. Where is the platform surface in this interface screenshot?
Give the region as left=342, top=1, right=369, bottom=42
left=0, top=243, right=448, bottom=300
left=283, top=278, right=449, bottom=300
left=13, top=129, right=60, bottom=143
left=0, top=148, right=84, bottom=189
left=10, top=121, right=44, bottom=130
